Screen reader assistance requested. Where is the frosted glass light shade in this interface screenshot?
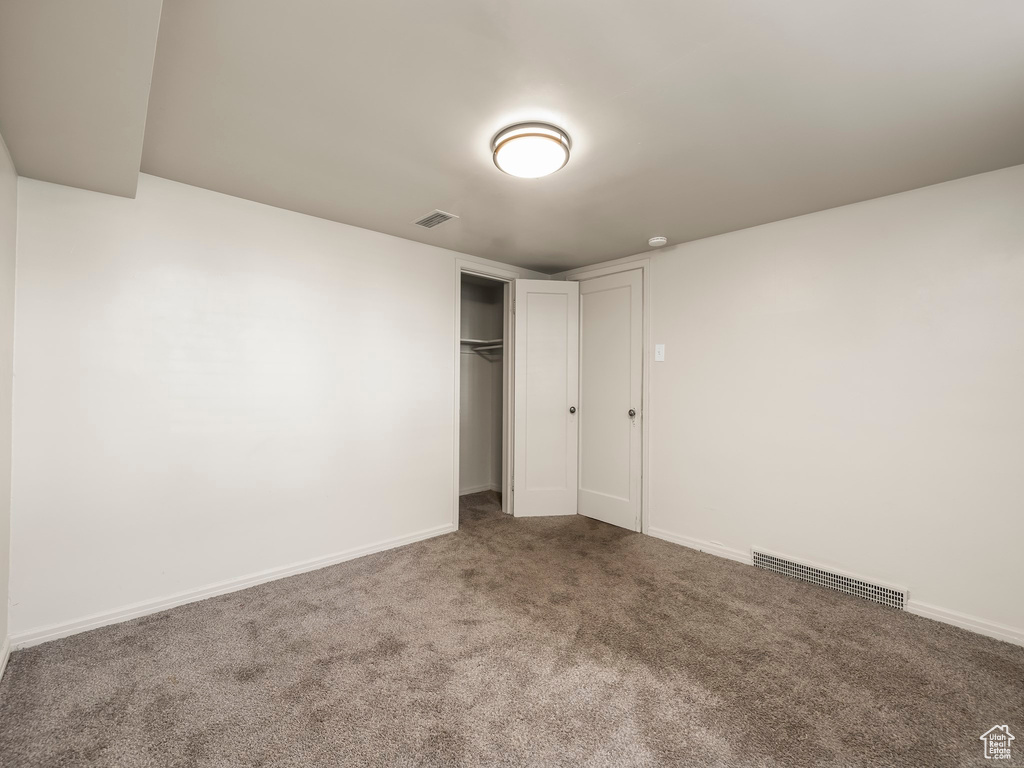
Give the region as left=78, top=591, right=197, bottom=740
left=492, top=123, right=571, bottom=178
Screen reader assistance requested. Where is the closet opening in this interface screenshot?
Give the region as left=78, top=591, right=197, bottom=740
left=459, top=272, right=510, bottom=517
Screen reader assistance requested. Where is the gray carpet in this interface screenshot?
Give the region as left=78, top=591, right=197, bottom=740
left=1, top=492, right=1021, bottom=767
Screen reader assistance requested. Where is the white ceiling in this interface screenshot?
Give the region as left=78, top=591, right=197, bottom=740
left=4, top=2, right=1024, bottom=272
left=0, top=0, right=163, bottom=197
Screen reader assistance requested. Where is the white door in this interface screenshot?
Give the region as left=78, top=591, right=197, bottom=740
left=512, top=279, right=579, bottom=516
left=578, top=269, right=643, bottom=530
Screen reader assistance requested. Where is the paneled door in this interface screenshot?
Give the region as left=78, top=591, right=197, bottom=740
left=577, top=269, right=642, bottom=530
left=512, top=280, right=579, bottom=516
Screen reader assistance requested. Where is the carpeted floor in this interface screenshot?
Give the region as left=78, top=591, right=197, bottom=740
left=1, top=492, right=1021, bottom=767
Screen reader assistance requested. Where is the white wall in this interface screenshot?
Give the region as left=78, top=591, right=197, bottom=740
left=9, top=162, right=1022, bottom=647
left=459, top=280, right=503, bottom=494
left=8, top=174, right=538, bottom=641
left=0, top=131, right=16, bottom=656
left=645, top=165, right=1024, bottom=640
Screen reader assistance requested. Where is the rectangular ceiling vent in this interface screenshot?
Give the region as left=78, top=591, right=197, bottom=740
left=413, top=209, right=459, bottom=229
left=752, top=549, right=906, bottom=610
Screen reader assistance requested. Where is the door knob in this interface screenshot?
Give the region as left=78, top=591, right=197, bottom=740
left=628, top=408, right=636, bottom=418
left=569, top=406, right=576, bottom=414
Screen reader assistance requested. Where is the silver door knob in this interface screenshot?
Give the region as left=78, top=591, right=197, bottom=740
left=628, top=409, right=636, bottom=418
left=569, top=406, right=576, bottom=414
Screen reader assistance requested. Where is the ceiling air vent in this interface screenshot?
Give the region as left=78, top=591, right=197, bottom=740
left=413, top=209, right=459, bottom=229
left=752, top=548, right=906, bottom=610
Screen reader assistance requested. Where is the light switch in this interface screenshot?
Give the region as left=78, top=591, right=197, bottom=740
left=654, top=344, right=665, bottom=362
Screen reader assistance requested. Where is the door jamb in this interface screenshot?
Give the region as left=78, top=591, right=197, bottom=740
left=453, top=259, right=522, bottom=529
left=559, top=259, right=651, bottom=533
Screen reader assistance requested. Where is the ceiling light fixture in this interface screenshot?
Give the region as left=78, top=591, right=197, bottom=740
left=492, top=122, right=571, bottom=178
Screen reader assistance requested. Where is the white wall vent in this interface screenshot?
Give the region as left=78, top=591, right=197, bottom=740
left=413, top=210, right=459, bottom=228
left=752, top=549, right=906, bottom=610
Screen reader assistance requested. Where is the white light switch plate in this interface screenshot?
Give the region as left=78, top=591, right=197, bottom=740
left=655, top=344, right=665, bottom=362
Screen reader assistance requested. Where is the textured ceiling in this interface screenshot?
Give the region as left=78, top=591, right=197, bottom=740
left=140, top=1, right=1024, bottom=272
left=2, top=1, right=1023, bottom=271
left=0, top=0, right=163, bottom=197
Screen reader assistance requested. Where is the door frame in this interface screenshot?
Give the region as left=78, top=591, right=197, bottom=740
left=453, top=259, right=524, bottom=528
left=560, top=258, right=651, bottom=533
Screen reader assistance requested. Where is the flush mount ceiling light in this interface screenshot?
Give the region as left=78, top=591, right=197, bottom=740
left=492, top=122, right=571, bottom=178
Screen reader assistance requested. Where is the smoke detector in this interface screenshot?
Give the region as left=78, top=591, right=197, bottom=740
left=648, top=236, right=668, bottom=248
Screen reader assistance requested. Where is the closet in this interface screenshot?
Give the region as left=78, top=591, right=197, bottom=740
left=459, top=274, right=505, bottom=501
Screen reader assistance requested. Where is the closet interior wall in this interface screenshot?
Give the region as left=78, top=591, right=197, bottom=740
left=459, top=278, right=503, bottom=495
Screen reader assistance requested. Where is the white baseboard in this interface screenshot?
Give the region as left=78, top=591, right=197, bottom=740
left=647, top=527, right=1023, bottom=648
left=648, top=527, right=751, bottom=566
left=459, top=483, right=500, bottom=496
left=11, top=522, right=456, bottom=650
left=906, top=599, right=1024, bottom=647
left=0, top=635, right=10, bottom=685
